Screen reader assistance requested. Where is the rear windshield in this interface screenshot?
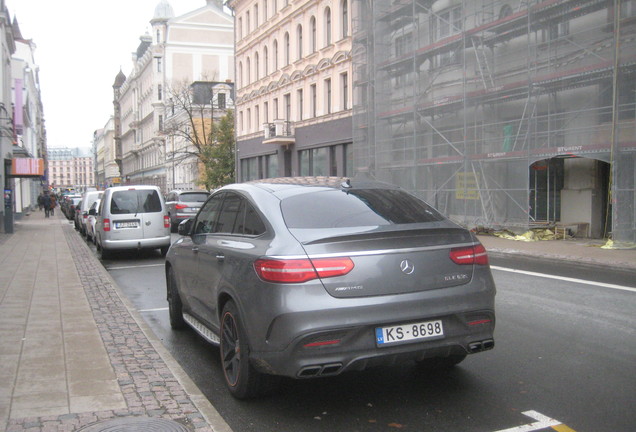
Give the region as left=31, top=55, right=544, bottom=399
left=281, top=188, right=444, bottom=229
left=110, top=190, right=162, bottom=214
left=180, top=192, right=209, bottom=202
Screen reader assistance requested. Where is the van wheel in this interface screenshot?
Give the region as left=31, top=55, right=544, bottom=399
left=97, top=240, right=111, bottom=260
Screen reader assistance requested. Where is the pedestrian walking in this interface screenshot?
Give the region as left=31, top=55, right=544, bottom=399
left=50, top=194, right=57, bottom=216
left=42, top=193, right=51, bottom=218
left=37, top=193, right=44, bottom=211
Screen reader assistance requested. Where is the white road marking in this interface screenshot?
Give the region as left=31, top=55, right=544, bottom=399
left=491, top=266, right=636, bottom=293
left=493, top=410, right=562, bottom=432
left=139, top=307, right=169, bottom=313
left=107, top=263, right=165, bottom=270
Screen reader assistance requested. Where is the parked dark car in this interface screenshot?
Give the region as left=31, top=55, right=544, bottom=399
left=66, top=197, right=82, bottom=220
left=165, top=190, right=210, bottom=232
left=165, top=177, right=496, bottom=399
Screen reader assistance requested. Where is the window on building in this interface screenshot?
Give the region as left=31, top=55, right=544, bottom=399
left=255, top=105, right=260, bottom=130
left=325, top=7, right=332, bottom=46
left=297, top=89, right=303, bottom=120
left=341, top=72, right=348, bottom=110
left=273, top=98, right=279, bottom=119
left=432, top=5, right=462, bottom=40
left=158, top=84, right=162, bottom=101
left=325, top=78, right=332, bottom=114
left=218, top=93, right=226, bottom=109
left=310, top=84, right=317, bottom=117
left=273, top=40, right=279, bottom=70
left=264, top=101, right=269, bottom=123
left=238, top=62, right=243, bottom=87
left=254, top=4, right=259, bottom=28
left=246, top=11, right=250, bottom=33
left=341, top=0, right=349, bottom=38
left=544, top=21, right=570, bottom=42
left=265, top=154, right=278, bottom=178
left=255, top=52, right=260, bottom=80
left=239, top=111, right=244, bottom=132
left=158, top=115, right=163, bottom=132
left=284, top=32, right=290, bottom=65
left=310, top=16, right=317, bottom=53
left=263, top=0, right=268, bottom=20
left=264, top=46, right=269, bottom=75
left=284, top=93, right=291, bottom=121
left=156, top=57, right=163, bottom=72
left=299, top=147, right=329, bottom=176
left=246, top=57, right=251, bottom=84
left=246, top=108, right=251, bottom=132
left=238, top=17, right=243, bottom=39
left=297, top=24, right=303, bottom=60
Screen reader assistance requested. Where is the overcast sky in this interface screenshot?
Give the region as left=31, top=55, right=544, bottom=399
left=10, top=0, right=212, bottom=150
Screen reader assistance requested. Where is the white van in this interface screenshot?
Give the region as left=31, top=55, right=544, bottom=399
left=94, top=185, right=171, bottom=259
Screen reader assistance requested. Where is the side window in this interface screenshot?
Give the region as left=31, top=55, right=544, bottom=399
left=194, top=194, right=224, bottom=234
left=241, top=201, right=266, bottom=235
left=215, top=194, right=243, bottom=234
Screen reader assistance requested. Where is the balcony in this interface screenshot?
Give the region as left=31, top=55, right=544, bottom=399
left=263, top=120, right=295, bottom=145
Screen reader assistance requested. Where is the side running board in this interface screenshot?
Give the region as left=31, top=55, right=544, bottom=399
left=183, top=313, right=220, bottom=345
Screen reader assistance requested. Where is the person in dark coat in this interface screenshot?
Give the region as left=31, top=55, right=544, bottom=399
left=42, top=193, right=51, bottom=218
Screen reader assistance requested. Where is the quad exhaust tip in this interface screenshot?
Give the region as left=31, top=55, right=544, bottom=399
left=468, top=339, right=495, bottom=353
left=298, top=363, right=343, bottom=378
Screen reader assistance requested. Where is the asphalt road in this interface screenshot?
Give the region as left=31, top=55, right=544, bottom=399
left=93, top=236, right=636, bottom=432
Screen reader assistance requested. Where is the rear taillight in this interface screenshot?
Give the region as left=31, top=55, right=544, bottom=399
left=175, top=204, right=188, bottom=209
left=164, top=215, right=170, bottom=228
left=254, top=257, right=354, bottom=283
left=450, top=244, right=489, bottom=265
left=103, top=218, right=111, bottom=232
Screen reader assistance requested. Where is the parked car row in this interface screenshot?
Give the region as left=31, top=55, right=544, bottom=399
left=71, top=179, right=496, bottom=401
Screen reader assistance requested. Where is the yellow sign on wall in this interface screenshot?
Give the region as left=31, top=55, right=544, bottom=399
left=456, top=172, right=480, bottom=200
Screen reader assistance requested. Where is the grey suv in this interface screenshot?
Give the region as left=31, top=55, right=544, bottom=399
left=165, top=190, right=209, bottom=232
left=165, top=177, right=496, bottom=399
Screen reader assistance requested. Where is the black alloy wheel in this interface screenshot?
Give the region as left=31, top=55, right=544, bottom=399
left=167, top=267, right=185, bottom=330
left=220, top=301, right=276, bottom=399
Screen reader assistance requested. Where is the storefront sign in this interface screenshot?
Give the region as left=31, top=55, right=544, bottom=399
left=10, top=158, right=44, bottom=177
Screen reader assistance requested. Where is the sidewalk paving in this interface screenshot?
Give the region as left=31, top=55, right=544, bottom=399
left=1, top=210, right=634, bottom=431
left=0, top=210, right=231, bottom=432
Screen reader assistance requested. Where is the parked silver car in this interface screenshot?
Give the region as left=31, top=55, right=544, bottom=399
left=165, top=190, right=210, bottom=232
left=165, top=177, right=496, bottom=399
left=95, top=185, right=171, bottom=259
left=77, top=191, right=103, bottom=236
left=85, top=199, right=101, bottom=244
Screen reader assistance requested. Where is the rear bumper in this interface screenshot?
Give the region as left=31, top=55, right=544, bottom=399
left=102, top=236, right=171, bottom=251
left=250, top=307, right=495, bottom=378
left=242, top=277, right=496, bottom=378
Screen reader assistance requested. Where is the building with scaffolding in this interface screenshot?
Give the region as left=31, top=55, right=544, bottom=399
left=351, top=0, right=635, bottom=243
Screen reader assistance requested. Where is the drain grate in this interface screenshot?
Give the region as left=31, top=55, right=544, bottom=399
left=77, top=417, right=191, bottom=432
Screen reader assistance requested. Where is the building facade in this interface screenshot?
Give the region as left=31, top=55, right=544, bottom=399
left=230, top=0, right=354, bottom=180
left=0, top=0, right=15, bottom=232
left=93, top=117, right=120, bottom=189
left=11, top=21, right=46, bottom=218
left=114, top=0, right=234, bottom=192
left=47, top=147, right=94, bottom=191
left=352, top=0, right=636, bottom=243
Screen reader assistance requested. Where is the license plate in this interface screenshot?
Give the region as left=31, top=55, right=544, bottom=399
left=376, top=320, right=444, bottom=346
left=115, top=221, right=138, bottom=229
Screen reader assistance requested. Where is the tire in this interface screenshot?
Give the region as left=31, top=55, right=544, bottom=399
left=97, top=239, right=112, bottom=260
left=220, top=301, right=279, bottom=399
left=416, top=353, right=467, bottom=370
left=167, top=267, right=186, bottom=330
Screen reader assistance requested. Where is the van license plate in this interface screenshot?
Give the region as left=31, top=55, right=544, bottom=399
left=116, top=221, right=138, bottom=229
left=375, top=320, right=443, bottom=346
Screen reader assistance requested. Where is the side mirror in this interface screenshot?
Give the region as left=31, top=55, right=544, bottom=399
left=178, top=218, right=193, bottom=236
